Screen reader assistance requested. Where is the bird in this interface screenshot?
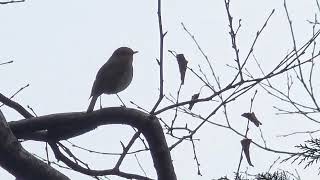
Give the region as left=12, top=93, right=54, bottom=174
left=87, top=47, right=138, bottom=112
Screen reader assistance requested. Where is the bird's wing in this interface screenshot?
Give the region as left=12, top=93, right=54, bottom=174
left=90, top=60, right=126, bottom=96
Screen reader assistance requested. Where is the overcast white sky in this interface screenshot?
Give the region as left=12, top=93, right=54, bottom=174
left=1, top=0, right=320, bottom=179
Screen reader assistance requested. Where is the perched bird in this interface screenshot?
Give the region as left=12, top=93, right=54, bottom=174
left=87, top=47, right=138, bottom=112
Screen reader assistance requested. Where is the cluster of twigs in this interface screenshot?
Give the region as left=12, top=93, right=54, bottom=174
left=254, top=0, right=320, bottom=174
left=155, top=0, right=320, bottom=177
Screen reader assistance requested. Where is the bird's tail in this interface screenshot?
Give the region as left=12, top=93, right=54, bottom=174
left=87, top=96, right=98, bottom=113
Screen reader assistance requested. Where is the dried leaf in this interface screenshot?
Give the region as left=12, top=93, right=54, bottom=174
left=241, top=138, right=254, bottom=166
left=188, top=93, right=200, bottom=110
left=241, top=112, right=262, bottom=127
left=176, top=54, right=188, bottom=85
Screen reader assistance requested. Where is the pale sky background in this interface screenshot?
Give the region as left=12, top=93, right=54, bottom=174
left=1, top=0, right=320, bottom=179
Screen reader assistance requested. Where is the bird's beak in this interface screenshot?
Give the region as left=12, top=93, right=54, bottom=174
left=133, top=51, right=138, bottom=54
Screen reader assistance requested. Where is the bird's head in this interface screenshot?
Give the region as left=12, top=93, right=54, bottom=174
left=113, top=47, right=138, bottom=58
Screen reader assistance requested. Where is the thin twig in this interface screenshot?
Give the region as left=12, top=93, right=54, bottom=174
left=114, top=132, right=141, bottom=169
left=150, top=0, right=167, bottom=114
left=0, top=0, right=24, bottom=4
left=224, top=0, right=243, bottom=81
left=0, top=60, right=13, bottom=66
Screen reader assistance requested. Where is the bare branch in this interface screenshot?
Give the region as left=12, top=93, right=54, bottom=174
left=0, top=0, right=24, bottom=4
left=0, top=92, right=33, bottom=118
left=150, top=0, right=167, bottom=114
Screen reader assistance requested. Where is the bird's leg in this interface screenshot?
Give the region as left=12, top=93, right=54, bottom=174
left=99, top=96, right=102, bottom=109
left=87, top=95, right=98, bottom=112
left=116, top=94, right=126, bottom=107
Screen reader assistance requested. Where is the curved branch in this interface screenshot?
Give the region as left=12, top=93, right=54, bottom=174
left=9, top=107, right=177, bottom=180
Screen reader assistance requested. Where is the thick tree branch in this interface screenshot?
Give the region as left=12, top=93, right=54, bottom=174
left=9, top=107, right=177, bottom=180
left=0, top=110, right=69, bottom=180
